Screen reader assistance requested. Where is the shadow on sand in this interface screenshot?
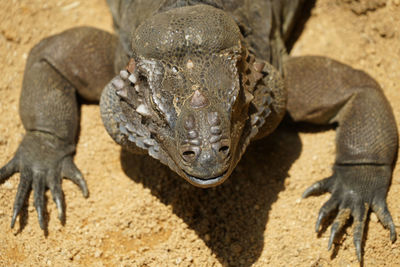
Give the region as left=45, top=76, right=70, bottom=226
left=120, top=122, right=302, bottom=266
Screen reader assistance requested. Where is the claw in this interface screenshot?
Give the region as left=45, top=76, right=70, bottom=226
left=327, top=225, right=336, bottom=250
left=353, top=221, right=365, bottom=262
left=11, top=168, right=32, bottom=228
left=54, top=196, right=64, bottom=221
left=328, top=209, right=351, bottom=250
left=11, top=208, right=19, bottom=229
left=32, top=173, right=46, bottom=230
left=62, top=157, right=89, bottom=198
left=302, top=176, right=332, bottom=198
left=389, top=225, right=397, bottom=243
left=355, top=239, right=362, bottom=262
left=36, top=206, right=45, bottom=230
left=48, top=171, right=65, bottom=221
left=372, top=202, right=397, bottom=242
left=316, top=211, right=325, bottom=232
left=315, top=197, right=338, bottom=232
left=352, top=203, right=368, bottom=262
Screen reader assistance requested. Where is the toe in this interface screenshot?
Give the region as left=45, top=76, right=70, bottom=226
left=0, top=157, right=18, bottom=183
left=62, top=157, right=88, bottom=198
left=352, top=203, right=369, bottom=262
left=11, top=167, right=32, bottom=228
left=316, top=197, right=339, bottom=232
left=302, top=176, right=333, bottom=198
left=372, top=200, right=397, bottom=242
left=48, top=172, right=65, bottom=222
left=328, top=208, right=351, bottom=250
left=32, top=172, right=47, bottom=230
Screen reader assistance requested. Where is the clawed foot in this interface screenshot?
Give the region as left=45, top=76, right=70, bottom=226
left=303, top=164, right=396, bottom=262
left=0, top=131, right=88, bottom=230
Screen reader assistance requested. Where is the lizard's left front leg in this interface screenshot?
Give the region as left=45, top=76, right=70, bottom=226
left=284, top=56, right=398, bottom=261
left=0, top=27, right=117, bottom=229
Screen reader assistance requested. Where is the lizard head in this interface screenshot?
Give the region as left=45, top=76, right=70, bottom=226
left=126, top=5, right=261, bottom=187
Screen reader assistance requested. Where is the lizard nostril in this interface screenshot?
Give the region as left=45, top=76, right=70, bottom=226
left=218, top=145, right=230, bottom=159
left=181, top=149, right=197, bottom=162
left=219, top=145, right=229, bottom=154
left=213, top=139, right=230, bottom=159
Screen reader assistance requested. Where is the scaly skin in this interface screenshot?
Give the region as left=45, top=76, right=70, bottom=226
left=0, top=0, right=397, bottom=262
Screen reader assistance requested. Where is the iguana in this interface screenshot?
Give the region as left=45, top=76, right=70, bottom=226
left=0, top=0, right=397, bottom=261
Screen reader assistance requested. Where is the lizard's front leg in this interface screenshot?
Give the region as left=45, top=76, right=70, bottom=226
left=284, top=56, right=398, bottom=261
left=0, top=27, right=117, bottom=229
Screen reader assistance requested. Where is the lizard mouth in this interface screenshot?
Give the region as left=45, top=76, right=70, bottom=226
left=182, top=170, right=228, bottom=188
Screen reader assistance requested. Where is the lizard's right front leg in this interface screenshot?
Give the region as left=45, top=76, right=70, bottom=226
left=0, top=27, right=117, bottom=230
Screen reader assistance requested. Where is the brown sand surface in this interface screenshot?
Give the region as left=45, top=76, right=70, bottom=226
left=0, top=0, right=400, bottom=266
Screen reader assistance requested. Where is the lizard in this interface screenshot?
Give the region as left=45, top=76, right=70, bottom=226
left=0, top=0, right=397, bottom=261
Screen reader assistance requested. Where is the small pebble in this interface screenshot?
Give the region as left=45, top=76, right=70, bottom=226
left=94, top=249, right=102, bottom=258
left=3, top=181, right=13, bottom=189
left=370, top=213, right=378, bottom=223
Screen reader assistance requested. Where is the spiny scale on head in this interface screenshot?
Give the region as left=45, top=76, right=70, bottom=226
left=190, top=90, right=209, bottom=109
left=184, top=115, right=195, bottom=130
left=207, top=112, right=220, bottom=126
left=188, top=130, right=198, bottom=139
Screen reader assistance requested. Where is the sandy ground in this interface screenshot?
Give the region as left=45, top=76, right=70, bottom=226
left=0, top=0, right=400, bottom=266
